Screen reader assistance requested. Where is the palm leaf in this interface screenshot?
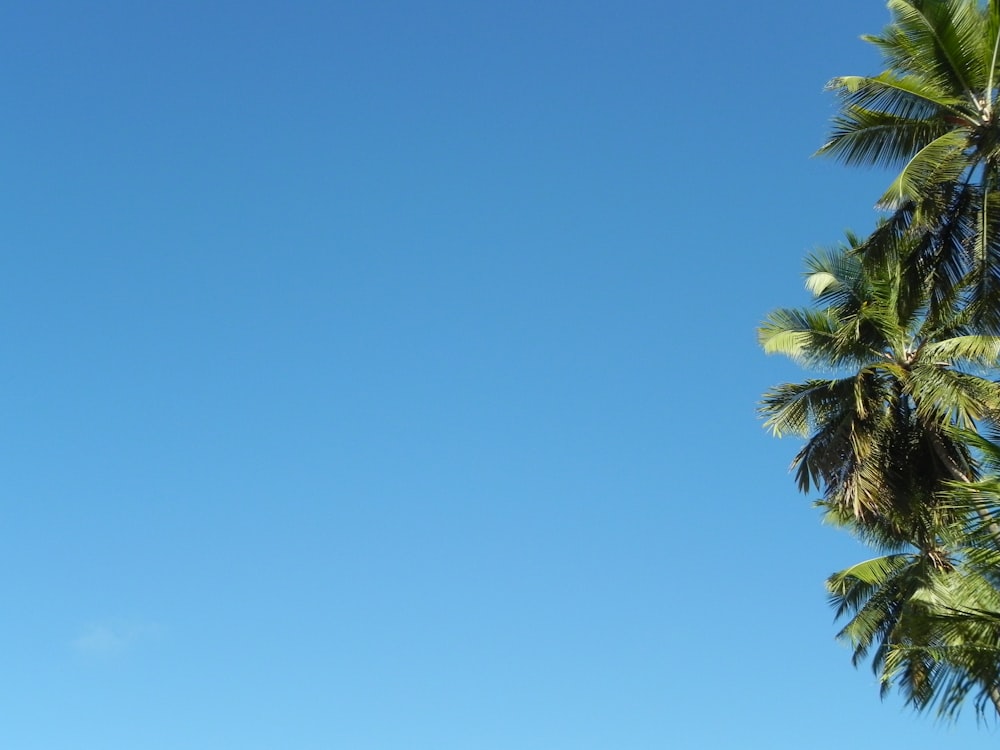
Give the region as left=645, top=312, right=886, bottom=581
left=878, top=128, right=974, bottom=208
left=820, top=108, right=957, bottom=169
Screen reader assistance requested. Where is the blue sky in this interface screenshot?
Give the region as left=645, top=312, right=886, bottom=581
left=2, top=1, right=994, bottom=747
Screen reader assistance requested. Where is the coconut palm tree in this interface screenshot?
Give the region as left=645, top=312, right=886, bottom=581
left=760, top=234, right=1000, bottom=714
left=760, top=233, right=1000, bottom=545
left=763, top=0, right=1000, bottom=718
left=827, top=527, right=1000, bottom=718
left=819, top=0, right=1000, bottom=325
left=760, top=232, right=1000, bottom=713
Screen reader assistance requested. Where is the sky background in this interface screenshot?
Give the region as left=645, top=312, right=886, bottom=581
left=1, top=1, right=994, bottom=747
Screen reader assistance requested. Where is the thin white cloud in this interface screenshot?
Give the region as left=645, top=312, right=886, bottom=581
left=72, top=621, right=163, bottom=656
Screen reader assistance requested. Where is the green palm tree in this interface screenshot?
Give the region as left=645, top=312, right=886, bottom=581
left=820, top=0, right=1000, bottom=322
left=760, top=233, right=1000, bottom=546
left=828, top=534, right=1000, bottom=717
left=760, top=235, right=1000, bottom=714
left=765, top=0, right=1000, bottom=718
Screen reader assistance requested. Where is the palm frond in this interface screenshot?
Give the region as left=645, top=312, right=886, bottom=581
left=879, top=129, right=974, bottom=208
left=820, top=108, right=958, bottom=169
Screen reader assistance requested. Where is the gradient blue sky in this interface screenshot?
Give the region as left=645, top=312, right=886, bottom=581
left=2, top=1, right=993, bottom=747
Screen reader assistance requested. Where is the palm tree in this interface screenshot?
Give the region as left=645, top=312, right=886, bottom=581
left=827, top=523, right=1000, bottom=718
left=760, top=233, right=1000, bottom=545
left=764, top=0, right=1000, bottom=718
left=819, top=0, right=1000, bottom=324
left=760, top=234, right=1000, bottom=713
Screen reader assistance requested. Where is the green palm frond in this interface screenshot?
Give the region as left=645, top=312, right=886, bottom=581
left=826, top=546, right=1000, bottom=719
left=878, top=129, right=973, bottom=208
left=919, top=333, right=1000, bottom=365
left=760, top=376, right=866, bottom=440
left=827, top=73, right=970, bottom=119
left=758, top=307, right=884, bottom=368
left=828, top=552, right=933, bottom=661
left=804, top=244, right=865, bottom=305
left=758, top=309, right=840, bottom=364
left=830, top=554, right=914, bottom=592
left=964, top=192, right=1000, bottom=330
left=882, top=0, right=987, bottom=97
left=908, top=367, right=992, bottom=428
left=820, top=108, right=958, bottom=168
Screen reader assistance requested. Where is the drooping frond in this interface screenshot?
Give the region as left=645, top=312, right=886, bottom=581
left=819, top=107, right=960, bottom=169
left=828, top=73, right=971, bottom=120
left=826, top=545, right=1000, bottom=719
left=963, top=189, right=1000, bottom=331
left=828, top=552, right=933, bottom=664
left=758, top=307, right=885, bottom=369
left=919, top=333, right=1000, bottom=365
left=878, top=129, right=974, bottom=208
left=908, top=362, right=1000, bottom=428
left=760, top=376, right=868, bottom=440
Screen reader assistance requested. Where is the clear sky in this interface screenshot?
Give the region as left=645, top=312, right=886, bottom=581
left=2, top=1, right=993, bottom=747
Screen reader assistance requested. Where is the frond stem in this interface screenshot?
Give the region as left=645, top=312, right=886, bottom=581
left=989, top=20, right=1000, bottom=113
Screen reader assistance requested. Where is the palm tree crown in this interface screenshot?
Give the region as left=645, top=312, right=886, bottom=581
left=820, top=0, right=1000, bottom=322
left=821, top=0, right=1000, bottom=208
left=760, top=234, right=1000, bottom=548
